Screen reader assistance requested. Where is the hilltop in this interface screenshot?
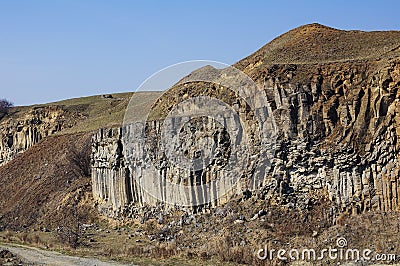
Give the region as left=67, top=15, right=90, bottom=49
left=236, top=23, right=400, bottom=68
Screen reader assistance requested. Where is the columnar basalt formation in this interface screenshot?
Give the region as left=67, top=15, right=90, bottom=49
left=91, top=127, right=129, bottom=215
left=91, top=113, right=267, bottom=216
left=91, top=63, right=400, bottom=218
left=91, top=24, right=400, bottom=218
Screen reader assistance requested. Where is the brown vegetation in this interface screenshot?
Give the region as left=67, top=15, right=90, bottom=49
left=0, top=133, right=96, bottom=231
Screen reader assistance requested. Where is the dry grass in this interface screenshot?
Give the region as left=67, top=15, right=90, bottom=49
left=235, top=23, right=400, bottom=69
left=49, top=91, right=160, bottom=133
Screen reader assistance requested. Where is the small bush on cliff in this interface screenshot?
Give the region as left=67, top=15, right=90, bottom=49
left=0, top=99, right=13, bottom=119
left=68, top=138, right=91, bottom=177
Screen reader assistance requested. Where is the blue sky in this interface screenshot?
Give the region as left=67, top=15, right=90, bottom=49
left=1, top=0, right=400, bottom=106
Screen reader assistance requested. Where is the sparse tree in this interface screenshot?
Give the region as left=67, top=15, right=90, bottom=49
left=68, top=139, right=91, bottom=177
left=0, top=99, right=13, bottom=119
left=55, top=204, right=86, bottom=248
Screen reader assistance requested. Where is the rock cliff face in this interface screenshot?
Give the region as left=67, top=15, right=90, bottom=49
left=91, top=128, right=129, bottom=216
left=0, top=106, right=67, bottom=166
left=256, top=61, right=400, bottom=214
left=91, top=24, right=400, bottom=218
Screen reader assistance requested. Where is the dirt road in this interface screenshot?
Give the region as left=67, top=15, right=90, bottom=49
left=0, top=243, right=134, bottom=266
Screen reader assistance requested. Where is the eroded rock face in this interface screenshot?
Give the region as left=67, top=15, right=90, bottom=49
left=92, top=58, right=400, bottom=217
left=91, top=59, right=400, bottom=218
left=259, top=61, right=400, bottom=213
left=91, top=128, right=129, bottom=216
left=0, top=106, right=66, bottom=166
left=91, top=113, right=265, bottom=216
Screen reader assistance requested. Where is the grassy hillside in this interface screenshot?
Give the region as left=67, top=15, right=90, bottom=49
left=48, top=92, right=161, bottom=133
left=4, top=91, right=162, bottom=135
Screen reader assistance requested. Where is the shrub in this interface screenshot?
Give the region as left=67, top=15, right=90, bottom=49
left=0, top=99, right=13, bottom=119
left=55, top=207, right=86, bottom=248
left=68, top=138, right=91, bottom=177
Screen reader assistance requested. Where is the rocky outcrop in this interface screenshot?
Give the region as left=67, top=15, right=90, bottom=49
left=91, top=128, right=130, bottom=216
left=269, top=61, right=400, bottom=213
left=91, top=60, right=400, bottom=218
left=91, top=25, right=400, bottom=219
left=91, top=108, right=270, bottom=216
left=0, top=106, right=67, bottom=166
